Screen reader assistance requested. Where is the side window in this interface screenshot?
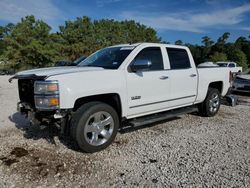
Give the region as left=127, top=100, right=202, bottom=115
left=134, top=47, right=163, bottom=70
left=167, top=48, right=191, bottom=69
left=229, top=63, right=235, bottom=67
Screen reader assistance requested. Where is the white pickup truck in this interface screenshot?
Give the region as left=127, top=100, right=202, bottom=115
left=216, top=62, right=242, bottom=73
left=10, top=43, right=231, bottom=152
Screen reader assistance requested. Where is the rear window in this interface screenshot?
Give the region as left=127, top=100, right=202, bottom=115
left=229, top=63, right=235, bottom=67
left=166, top=48, right=191, bottom=69
left=217, top=63, right=227, bottom=67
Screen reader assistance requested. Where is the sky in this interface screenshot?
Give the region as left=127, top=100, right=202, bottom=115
left=0, top=0, right=250, bottom=44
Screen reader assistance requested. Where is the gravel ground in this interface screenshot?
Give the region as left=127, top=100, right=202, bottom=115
left=0, top=75, right=250, bottom=187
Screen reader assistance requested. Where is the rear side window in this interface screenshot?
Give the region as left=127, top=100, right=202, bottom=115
left=166, top=48, right=191, bottom=69
left=134, top=47, right=163, bottom=70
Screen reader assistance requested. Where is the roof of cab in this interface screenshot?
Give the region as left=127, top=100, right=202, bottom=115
left=109, top=43, right=141, bottom=48
left=110, top=42, right=187, bottom=49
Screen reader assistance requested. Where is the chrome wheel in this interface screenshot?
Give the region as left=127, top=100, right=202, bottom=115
left=209, top=93, right=220, bottom=113
left=84, top=111, right=114, bottom=146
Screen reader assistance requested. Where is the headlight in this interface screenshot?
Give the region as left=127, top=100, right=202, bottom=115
left=35, top=95, right=60, bottom=110
left=34, top=80, right=60, bottom=110
left=34, top=80, right=59, bottom=95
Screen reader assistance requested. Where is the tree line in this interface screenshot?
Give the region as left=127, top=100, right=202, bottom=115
left=0, top=15, right=249, bottom=71
left=183, top=33, right=250, bottom=70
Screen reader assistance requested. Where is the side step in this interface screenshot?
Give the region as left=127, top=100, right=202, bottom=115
left=128, top=106, right=198, bottom=128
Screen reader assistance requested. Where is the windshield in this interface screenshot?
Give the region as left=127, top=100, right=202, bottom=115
left=73, top=56, right=86, bottom=65
left=78, top=47, right=133, bottom=69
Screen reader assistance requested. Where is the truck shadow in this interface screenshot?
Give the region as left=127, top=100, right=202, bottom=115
left=8, top=112, right=95, bottom=152
left=9, top=112, right=183, bottom=149
left=8, top=112, right=60, bottom=145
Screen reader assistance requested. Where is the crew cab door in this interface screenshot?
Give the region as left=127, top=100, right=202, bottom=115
left=165, top=47, right=197, bottom=107
left=126, top=47, right=170, bottom=117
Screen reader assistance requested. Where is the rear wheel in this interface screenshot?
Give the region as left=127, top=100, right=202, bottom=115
left=71, top=102, right=119, bottom=153
left=198, top=88, right=221, bottom=117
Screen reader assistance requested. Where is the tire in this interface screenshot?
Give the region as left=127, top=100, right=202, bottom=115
left=198, top=88, right=221, bottom=117
left=70, top=101, right=119, bottom=153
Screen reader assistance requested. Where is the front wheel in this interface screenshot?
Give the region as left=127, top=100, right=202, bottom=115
left=198, top=88, right=221, bottom=117
left=70, top=102, right=119, bottom=153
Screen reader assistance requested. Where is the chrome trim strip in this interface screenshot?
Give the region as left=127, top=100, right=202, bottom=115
left=129, top=95, right=196, bottom=108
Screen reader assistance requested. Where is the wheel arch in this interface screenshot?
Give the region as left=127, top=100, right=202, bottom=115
left=208, top=81, right=223, bottom=94
left=73, top=93, right=122, bottom=119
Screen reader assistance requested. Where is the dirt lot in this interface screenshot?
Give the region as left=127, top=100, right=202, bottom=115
left=0, top=75, right=250, bottom=187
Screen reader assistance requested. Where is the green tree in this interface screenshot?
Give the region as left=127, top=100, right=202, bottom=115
left=0, top=23, right=14, bottom=58
left=1, top=15, right=161, bottom=70
left=58, top=17, right=161, bottom=61
left=202, top=36, right=214, bottom=47
left=235, top=36, right=250, bottom=68
left=175, top=40, right=183, bottom=45
left=58, top=16, right=94, bottom=60
left=209, top=52, right=228, bottom=62
left=1, top=14, right=249, bottom=71
left=227, top=47, right=248, bottom=70
left=187, top=44, right=203, bottom=64
left=217, top=32, right=230, bottom=43
left=201, top=36, right=214, bottom=62
left=213, top=32, right=230, bottom=53
left=2, top=15, right=58, bottom=70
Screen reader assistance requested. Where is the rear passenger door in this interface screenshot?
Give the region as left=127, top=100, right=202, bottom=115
left=166, top=48, right=197, bottom=108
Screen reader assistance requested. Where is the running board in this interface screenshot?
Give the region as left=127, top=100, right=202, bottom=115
left=128, top=106, right=198, bottom=128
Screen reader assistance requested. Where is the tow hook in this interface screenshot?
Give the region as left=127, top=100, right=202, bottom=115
left=54, top=111, right=64, bottom=119
left=54, top=110, right=68, bottom=119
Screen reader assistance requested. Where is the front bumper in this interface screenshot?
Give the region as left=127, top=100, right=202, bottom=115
left=232, top=83, right=250, bottom=93
left=17, top=102, right=41, bottom=125
left=17, top=101, right=68, bottom=125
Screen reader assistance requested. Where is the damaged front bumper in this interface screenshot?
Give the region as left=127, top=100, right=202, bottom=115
left=17, top=102, right=69, bottom=126
left=17, top=102, right=41, bottom=126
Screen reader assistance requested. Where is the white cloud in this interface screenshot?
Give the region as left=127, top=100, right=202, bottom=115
left=120, top=4, right=250, bottom=33
left=97, top=0, right=122, bottom=7
left=0, top=0, right=61, bottom=24
left=242, top=27, right=250, bottom=31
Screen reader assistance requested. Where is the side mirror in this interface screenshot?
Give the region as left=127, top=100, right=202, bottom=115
left=130, top=59, right=152, bottom=72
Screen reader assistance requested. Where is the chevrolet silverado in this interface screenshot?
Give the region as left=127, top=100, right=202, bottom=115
left=10, top=43, right=231, bottom=152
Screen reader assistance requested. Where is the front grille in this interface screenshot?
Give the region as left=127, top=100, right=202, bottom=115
left=18, top=79, right=35, bottom=106
left=234, top=78, right=250, bottom=84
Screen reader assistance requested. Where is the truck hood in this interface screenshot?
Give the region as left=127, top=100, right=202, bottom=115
left=16, top=66, right=104, bottom=77
left=9, top=66, right=105, bottom=82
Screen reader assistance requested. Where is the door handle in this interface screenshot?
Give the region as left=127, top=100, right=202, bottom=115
left=190, top=74, right=197, bottom=77
left=160, top=76, right=169, bottom=80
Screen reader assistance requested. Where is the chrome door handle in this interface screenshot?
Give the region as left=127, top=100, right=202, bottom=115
left=190, top=74, right=197, bottom=77
left=160, top=76, right=169, bottom=80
